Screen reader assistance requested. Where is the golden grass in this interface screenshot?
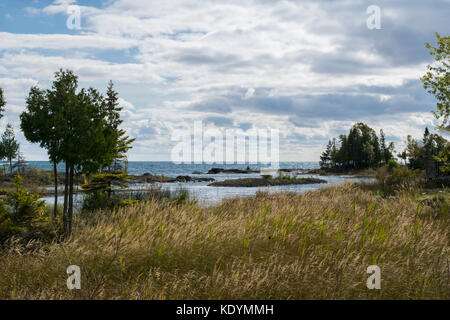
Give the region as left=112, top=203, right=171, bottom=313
left=0, top=183, right=449, bottom=299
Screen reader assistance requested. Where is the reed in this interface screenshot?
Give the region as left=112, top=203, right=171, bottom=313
left=0, top=182, right=448, bottom=299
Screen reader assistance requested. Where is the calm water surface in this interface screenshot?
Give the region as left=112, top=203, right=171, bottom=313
left=36, top=161, right=372, bottom=207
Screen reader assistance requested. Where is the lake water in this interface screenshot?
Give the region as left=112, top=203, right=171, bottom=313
left=33, top=161, right=371, bottom=206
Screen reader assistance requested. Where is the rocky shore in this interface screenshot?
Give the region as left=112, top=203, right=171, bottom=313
left=208, top=176, right=327, bottom=187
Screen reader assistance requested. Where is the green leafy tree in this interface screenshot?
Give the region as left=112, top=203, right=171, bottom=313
left=421, top=33, right=450, bottom=172
left=22, top=85, right=62, bottom=219
left=22, top=70, right=78, bottom=221
left=421, top=33, right=450, bottom=131
left=21, top=70, right=134, bottom=236
left=1, top=124, right=19, bottom=175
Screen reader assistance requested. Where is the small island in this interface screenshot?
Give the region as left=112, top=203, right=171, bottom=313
left=208, top=176, right=327, bottom=187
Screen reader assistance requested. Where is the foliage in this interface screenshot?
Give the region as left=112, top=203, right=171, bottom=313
left=421, top=33, right=450, bottom=131
left=81, top=172, right=130, bottom=196
left=421, top=33, right=450, bottom=172
left=0, top=124, right=19, bottom=174
left=320, top=123, right=394, bottom=170
left=0, top=174, right=48, bottom=241
left=387, top=158, right=399, bottom=170
left=81, top=183, right=192, bottom=212
left=104, top=81, right=135, bottom=172
left=402, top=127, right=449, bottom=171
left=21, top=70, right=134, bottom=236
left=375, top=166, right=423, bottom=195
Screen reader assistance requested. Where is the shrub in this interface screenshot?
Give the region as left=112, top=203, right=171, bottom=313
left=0, top=174, right=49, bottom=242
left=375, top=166, right=423, bottom=194
left=387, top=158, right=399, bottom=169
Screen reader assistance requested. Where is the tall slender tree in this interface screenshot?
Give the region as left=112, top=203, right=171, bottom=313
left=1, top=124, right=19, bottom=174
left=105, top=81, right=135, bottom=172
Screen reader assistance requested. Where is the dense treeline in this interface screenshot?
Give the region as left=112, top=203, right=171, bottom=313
left=399, top=127, right=449, bottom=170
left=320, top=123, right=395, bottom=170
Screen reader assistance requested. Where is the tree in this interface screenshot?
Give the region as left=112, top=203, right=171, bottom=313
left=421, top=33, right=450, bottom=172
left=319, top=140, right=333, bottom=169
left=21, top=73, right=74, bottom=220
left=21, top=70, right=134, bottom=236
left=1, top=124, right=19, bottom=174
left=14, top=147, right=27, bottom=175
left=397, top=150, right=407, bottom=165
left=402, top=128, right=449, bottom=171
left=104, top=81, right=135, bottom=173
left=319, top=123, right=394, bottom=170
left=421, top=33, right=450, bottom=132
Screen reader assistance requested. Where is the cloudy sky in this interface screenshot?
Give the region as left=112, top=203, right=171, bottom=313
left=0, top=0, right=449, bottom=161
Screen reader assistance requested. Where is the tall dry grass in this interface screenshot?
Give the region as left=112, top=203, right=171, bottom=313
left=0, top=183, right=448, bottom=299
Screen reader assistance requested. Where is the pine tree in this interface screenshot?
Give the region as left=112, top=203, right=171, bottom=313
left=319, top=140, right=332, bottom=169
left=1, top=124, right=19, bottom=175
left=104, top=81, right=135, bottom=173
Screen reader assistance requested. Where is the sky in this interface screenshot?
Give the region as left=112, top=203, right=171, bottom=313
left=0, top=0, right=449, bottom=161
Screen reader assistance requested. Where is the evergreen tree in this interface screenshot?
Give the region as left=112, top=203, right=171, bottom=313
left=21, top=70, right=134, bottom=236
left=319, top=123, right=395, bottom=170
left=319, top=140, right=333, bottom=169
left=1, top=124, right=19, bottom=175
left=402, top=128, right=449, bottom=170
left=104, top=81, right=135, bottom=173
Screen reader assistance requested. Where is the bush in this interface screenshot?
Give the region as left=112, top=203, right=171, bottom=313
left=387, top=158, right=399, bottom=169
left=375, top=166, right=423, bottom=195
left=0, top=174, right=50, bottom=242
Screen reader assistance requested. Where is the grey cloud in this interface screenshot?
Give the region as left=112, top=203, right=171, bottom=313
left=188, top=79, right=435, bottom=123
left=238, top=122, right=253, bottom=131
left=203, top=116, right=234, bottom=127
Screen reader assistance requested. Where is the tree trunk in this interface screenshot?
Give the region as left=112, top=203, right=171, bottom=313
left=63, top=163, right=69, bottom=214
left=63, top=162, right=69, bottom=235
left=9, top=158, right=12, bottom=175
left=53, top=161, right=58, bottom=219
left=67, top=165, right=74, bottom=236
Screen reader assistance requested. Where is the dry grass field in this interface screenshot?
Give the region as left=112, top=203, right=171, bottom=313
left=0, top=183, right=449, bottom=299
